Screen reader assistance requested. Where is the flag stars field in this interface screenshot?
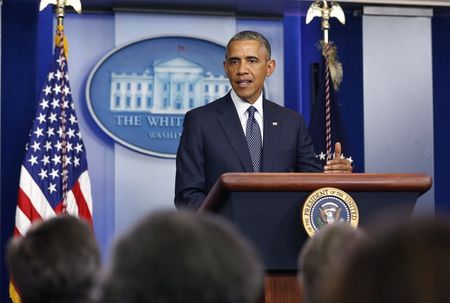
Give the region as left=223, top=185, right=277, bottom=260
left=43, top=85, right=52, bottom=95
left=41, top=155, right=50, bottom=165
left=30, top=141, right=40, bottom=152
left=51, top=154, right=61, bottom=165
left=39, top=99, right=49, bottom=109
left=55, top=141, right=63, bottom=151
left=52, top=84, right=62, bottom=94
left=67, top=128, right=75, bottom=138
left=51, top=98, right=60, bottom=108
left=66, top=142, right=73, bottom=152
left=74, top=143, right=83, bottom=153
left=55, top=69, right=63, bottom=80
left=44, top=142, right=52, bottom=152
left=48, top=183, right=57, bottom=194
left=46, top=127, right=55, bottom=137
left=48, top=112, right=58, bottom=123
left=57, top=127, right=67, bottom=137
left=69, top=114, right=77, bottom=124
left=28, top=155, right=38, bottom=166
left=61, top=99, right=69, bottom=108
left=37, top=113, right=46, bottom=124
left=63, top=86, right=71, bottom=96
left=49, top=168, right=59, bottom=179
left=33, top=127, right=44, bottom=138
left=47, top=72, right=54, bottom=81
left=38, top=169, right=48, bottom=180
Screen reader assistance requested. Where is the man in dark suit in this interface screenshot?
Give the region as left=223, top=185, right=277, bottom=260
left=175, top=31, right=352, bottom=210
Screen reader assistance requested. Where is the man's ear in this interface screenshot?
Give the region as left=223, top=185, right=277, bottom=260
left=266, top=59, right=276, bottom=77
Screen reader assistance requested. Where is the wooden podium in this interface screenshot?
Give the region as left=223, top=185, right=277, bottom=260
left=198, top=173, right=432, bottom=303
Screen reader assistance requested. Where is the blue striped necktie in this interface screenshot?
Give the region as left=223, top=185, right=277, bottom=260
left=246, top=106, right=262, bottom=172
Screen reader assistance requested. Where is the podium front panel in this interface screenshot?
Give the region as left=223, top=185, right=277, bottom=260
left=218, top=191, right=419, bottom=270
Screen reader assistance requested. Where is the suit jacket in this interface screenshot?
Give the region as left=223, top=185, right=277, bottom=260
left=175, top=93, right=322, bottom=210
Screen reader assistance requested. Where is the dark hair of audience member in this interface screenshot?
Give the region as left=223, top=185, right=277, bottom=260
left=298, top=222, right=364, bottom=303
left=6, top=215, right=100, bottom=303
left=100, top=210, right=264, bottom=303
left=326, top=217, right=450, bottom=303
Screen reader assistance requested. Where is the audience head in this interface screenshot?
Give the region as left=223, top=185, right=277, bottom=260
left=101, top=210, right=264, bottom=303
left=6, top=215, right=100, bottom=303
left=327, top=217, right=450, bottom=303
left=298, top=222, right=363, bottom=303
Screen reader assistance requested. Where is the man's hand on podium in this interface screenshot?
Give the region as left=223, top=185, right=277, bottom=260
left=323, top=142, right=353, bottom=173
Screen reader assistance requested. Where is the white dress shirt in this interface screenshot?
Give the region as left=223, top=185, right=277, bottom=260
left=230, top=89, right=264, bottom=143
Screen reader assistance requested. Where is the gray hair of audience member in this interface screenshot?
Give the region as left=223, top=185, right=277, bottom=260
left=327, top=217, right=450, bottom=303
left=6, top=215, right=100, bottom=303
left=225, top=30, right=272, bottom=60
left=298, top=222, right=363, bottom=303
left=100, top=210, right=264, bottom=303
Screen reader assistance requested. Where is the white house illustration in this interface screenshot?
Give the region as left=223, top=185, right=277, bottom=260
left=110, top=56, right=229, bottom=114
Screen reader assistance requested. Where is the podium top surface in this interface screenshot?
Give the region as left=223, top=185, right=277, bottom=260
left=200, top=173, right=432, bottom=212
left=217, top=172, right=431, bottom=191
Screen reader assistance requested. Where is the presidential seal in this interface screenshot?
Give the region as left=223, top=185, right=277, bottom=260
left=302, top=187, right=359, bottom=237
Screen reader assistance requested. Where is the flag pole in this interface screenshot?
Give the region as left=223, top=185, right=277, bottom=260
left=306, top=0, right=345, bottom=161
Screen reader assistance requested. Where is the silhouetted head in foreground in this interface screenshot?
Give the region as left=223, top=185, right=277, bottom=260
left=7, top=215, right=100, bottom=303
left=101, top=210, right=264, bottom=303
left=298, top=222, right=364, bottom=303
left=326, top=217, right=450, bottom=303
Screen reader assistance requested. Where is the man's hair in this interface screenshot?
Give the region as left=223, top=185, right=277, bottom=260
left=6, top=215, right=100, bottom=303
left=327, top=217, right=450, bottom=303
left=226, top=30, right=271, bottom=59
left=298, top=222, right=363, bottom=303
left=101, top=210, right=264, bottom=303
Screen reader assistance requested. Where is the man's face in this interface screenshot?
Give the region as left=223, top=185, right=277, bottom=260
left=223, top=39, right=276, bottom=104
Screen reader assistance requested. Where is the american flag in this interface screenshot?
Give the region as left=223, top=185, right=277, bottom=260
left=14, top=43, right=93, bottom=237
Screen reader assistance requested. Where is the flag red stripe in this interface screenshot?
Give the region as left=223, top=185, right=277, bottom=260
left=72, top=180, right=93, bottom=226
left=14, top=227, right=21, bottom=237
left=53, top=202, right=64, bottom=215
left=17, top=188, right=42, bottom=223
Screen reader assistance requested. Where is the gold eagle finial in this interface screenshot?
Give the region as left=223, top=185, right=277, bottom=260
left=306, top=1, right=345, bottom=43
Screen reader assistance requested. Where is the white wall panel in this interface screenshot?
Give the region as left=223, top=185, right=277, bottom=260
left=363, top=7, right=434, bottom=215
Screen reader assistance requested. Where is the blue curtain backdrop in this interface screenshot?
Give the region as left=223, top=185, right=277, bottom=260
left=1, top=1, right=51, bottom=301
left=284, top=11, right=364, bottom=172
left=432, top=13, right=450, bottom=214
